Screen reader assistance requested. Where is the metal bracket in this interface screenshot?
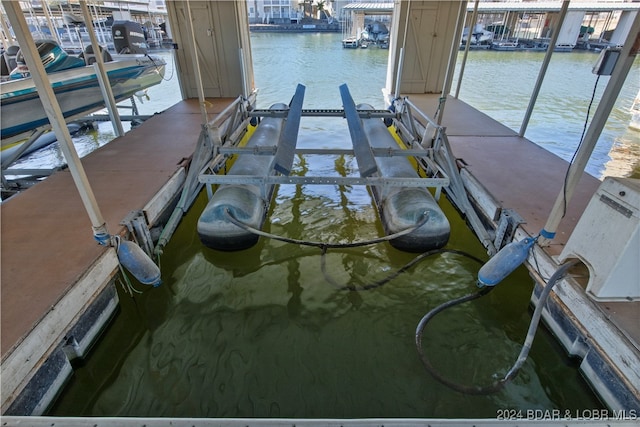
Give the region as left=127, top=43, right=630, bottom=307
left=120, top=210, right=154, bottom=257
left=494, top=208, right=526, bottom=250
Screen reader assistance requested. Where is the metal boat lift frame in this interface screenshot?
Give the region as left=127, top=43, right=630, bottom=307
left=158, top=84, right=504, bottom=256
left=198, top=86, right=450, bottom=201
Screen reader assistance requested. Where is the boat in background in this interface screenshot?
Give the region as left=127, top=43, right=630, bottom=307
left=0, top=20, right=166, bottom=146
left=460, top=24, right=494, bottom=49
left=1, top=42, right=165, bottom=145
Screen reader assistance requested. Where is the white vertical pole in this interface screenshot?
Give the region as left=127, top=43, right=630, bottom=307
left=2, top=0, right=108, bottom=237
left=438, top=0, right=468, bottom=125
left=41, top=0, right=61, bottom=45
left=394, top=47, right=405, bottom=100
left=0, top=7, right=13, bottom=49
left=184, top=1, right=209, bottom=126
left=80, top=0, right=125, bottom=137
left=455, top=0, right=478, bottom=99
left=539, top=13, right=640, bottom=246
left=393, top=0, right=412, bottom=99
left=239, top=48, right=248, bottom=98
left=519, top=0, right=570, bottom=137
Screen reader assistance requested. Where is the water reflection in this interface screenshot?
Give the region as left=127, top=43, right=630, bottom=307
left=452, top=49, right=640, bottom=179
left=603, top=128, right=640, bottom=178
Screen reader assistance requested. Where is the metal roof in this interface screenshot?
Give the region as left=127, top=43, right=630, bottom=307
left=473, top=1, right=640, bottom=13
left=341, top=1, right=640, bottom=14
left=342, top=3, right=394, bottom=13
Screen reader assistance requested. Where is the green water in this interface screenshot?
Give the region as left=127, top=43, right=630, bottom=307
left=48, top=31, right=620, bottom=417
left=51, top=114, right=602, bottom=417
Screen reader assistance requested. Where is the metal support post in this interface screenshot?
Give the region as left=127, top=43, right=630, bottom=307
left=79, top=1, right=124, bottom=137
left=455, top=0, right=478, bottom=99
left=2, top=1, right=108, bottom=237
left=438, top=0, right=468, bottom=125
left=184, top=1, right=209, bottom=127
left=519, top=0, right=569, bottom=137
left=41, top=0, right=62, bottom=46
left=540, top=13, right=640, bottom=246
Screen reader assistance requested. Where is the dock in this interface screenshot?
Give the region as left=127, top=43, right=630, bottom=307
left=407, top=93, right=639, bottom=411
left=0, top=98, right=235, bottom=414
left=2, top=91, right=639, bottom=417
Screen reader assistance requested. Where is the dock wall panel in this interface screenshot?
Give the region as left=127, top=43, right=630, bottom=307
left=463, top=173, right=640, bottom=411
left=143, top=167, right=187, bottom=226
left=1, top=250, right=119, bottom=415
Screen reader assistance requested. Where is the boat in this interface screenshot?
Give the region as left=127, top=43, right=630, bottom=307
left=490, top=40, right=520, bottom=51
left=461, top=24, right=494, bottom=49
left=0, top=39, right=166, bottom=144
left=554, top=42, right=575, bottom=52
left=342, top=37, right=360, bottom=48
left=359, top=22, right=390, bottom=48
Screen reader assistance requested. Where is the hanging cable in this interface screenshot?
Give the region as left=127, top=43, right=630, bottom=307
left=561, top=75, right=601, bottom=218
left=225, top=208, right=486, bottom=292
left=147, top=50, right=175, bottom=82
left=415, top=258, right=580, bottom=394
left=224, top=207, right=430, bottom=249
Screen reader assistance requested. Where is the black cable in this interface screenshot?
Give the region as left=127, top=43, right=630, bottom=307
left=415, top=259, right=580, bottom=395
left=146, top=52, right=174, bottom=82
left=561, top=74, right=600, bottom=218
left=224, top=207, right=429, bottom=249
left=225, top=207, right=486, bottom=292
left=415, top=286, right=501, bottom=395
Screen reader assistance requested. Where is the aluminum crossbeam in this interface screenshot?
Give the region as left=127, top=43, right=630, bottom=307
left=248, top=109, right=394, bottom=119
left=218, top=146, right=434, bottom=157
left=199, top=174, right=449, bottom=188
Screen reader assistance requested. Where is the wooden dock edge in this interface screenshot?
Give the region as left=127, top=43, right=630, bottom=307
left=1, top=249, right=119, bottom=414
left=463, top=171, right=640, bottom=411
left=1, top=167, right=188, bottom=415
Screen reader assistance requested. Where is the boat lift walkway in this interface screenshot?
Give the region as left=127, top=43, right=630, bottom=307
left=1, top=92, right=638, bottom=416
left=0, top=98, right=234, bottom=413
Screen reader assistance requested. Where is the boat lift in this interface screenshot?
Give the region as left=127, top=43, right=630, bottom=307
left=157, top=83, right=504, bottom=256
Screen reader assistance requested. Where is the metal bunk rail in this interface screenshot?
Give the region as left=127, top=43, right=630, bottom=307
left=340, top=83, right=378, bottom=177
left=155, top=93, right=255, bottom=255
left=272, top=83, right=305, bottom=175
left=391, top=97, right=497, bottom=254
